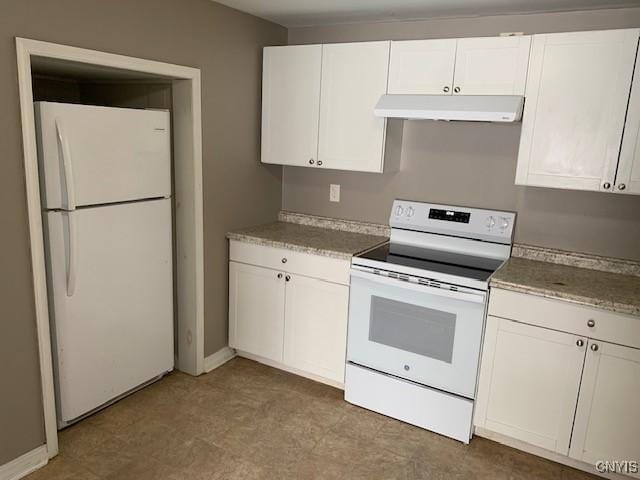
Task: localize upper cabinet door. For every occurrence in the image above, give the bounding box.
[318,41,390,172]
[453,36,531,95]
[569,341,640,466]
[616,44,640,195]
[388,39,457,94]
[515,29,639,192]
[261,45,322,167]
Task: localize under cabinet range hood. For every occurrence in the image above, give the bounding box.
[374,94,524,122]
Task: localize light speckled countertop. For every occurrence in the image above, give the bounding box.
[229,213,640,316]
[491,257,640,317]
[227,221,388,260]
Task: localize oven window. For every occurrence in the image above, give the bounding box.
[368,296,456,363]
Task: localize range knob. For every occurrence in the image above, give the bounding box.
[499,217,510,230]
[406,206,415,218]
[395,205,404,216]
[486,216,496,229]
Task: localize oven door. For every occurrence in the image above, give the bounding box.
[347,268,486,399]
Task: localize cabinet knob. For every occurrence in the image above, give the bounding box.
[603,182,611,190]
[285,275,291,282]
[618,183,626,191]
[587,319,595,328]
[590,343,599,352]
[576,339,584,347]
[281,258,287,264]
[309,159,315,165]
[277,273,283,279]
[317,160,323,166]
[454,86,461,93]
[443,86,450,93]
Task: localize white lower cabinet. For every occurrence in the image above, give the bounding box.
[284,274,349,383]
[475,316,585,454]
[228,241,351,386]
[477,288,640,477]
[228,262,285,362]
[570,340,640,470]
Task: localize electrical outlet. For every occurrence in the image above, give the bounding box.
[330,184,340,202]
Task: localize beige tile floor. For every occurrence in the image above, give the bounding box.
[26,357,598,479]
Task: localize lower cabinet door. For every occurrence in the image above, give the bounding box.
[229,261,285,362]
[475,316,585,454]
[283,274,349,383]
[569,340,640,472]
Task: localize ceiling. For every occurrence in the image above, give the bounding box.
[214,0,640,27]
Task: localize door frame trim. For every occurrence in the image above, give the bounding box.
[15,37,205,460]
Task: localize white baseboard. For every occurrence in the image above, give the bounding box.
[0,445,48,480]
[203,346,236,373]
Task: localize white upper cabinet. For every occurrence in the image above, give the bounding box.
[616,43,640,195]
[261,45,322,167]
[388,39,457,95]
[569,341,640,469]
[515,29,640,192]
[388,36,531,96]
[453,36,531,95]
[318,41,390,172]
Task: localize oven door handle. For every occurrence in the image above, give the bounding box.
[350,268,486,304]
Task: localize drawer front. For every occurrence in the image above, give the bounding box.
[229,240,350,285]
[489,288,640,349]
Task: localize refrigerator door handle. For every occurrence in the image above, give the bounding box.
[65,211,78,297]
[55,119,76,210]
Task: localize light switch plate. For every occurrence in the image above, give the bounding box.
[330,184,340,202]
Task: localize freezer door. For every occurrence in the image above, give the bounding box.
[35,102,171,209]
[45,198,173,423]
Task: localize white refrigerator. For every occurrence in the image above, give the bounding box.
[35,102,174,428]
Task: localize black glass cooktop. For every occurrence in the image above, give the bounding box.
[357,242,504,282]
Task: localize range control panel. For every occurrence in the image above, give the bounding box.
[390,200,516,244]
[428,208,471,223]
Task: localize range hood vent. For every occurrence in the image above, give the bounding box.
[374,94,524,122]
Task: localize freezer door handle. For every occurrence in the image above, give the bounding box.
[65,211,77,297]
[55,119,76,210]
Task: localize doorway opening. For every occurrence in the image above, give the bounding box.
[16,38,205,461]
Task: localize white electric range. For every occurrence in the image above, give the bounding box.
[344,200,516,443]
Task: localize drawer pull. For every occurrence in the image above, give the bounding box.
[281,258,287,264]
[590,343,599,352]
[277,273,283,279]
[576,339,584,347]
[285,275,291,282]
[587,319,595,328]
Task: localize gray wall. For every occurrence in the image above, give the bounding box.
[0,0,285,465]
[285,7,640,261]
